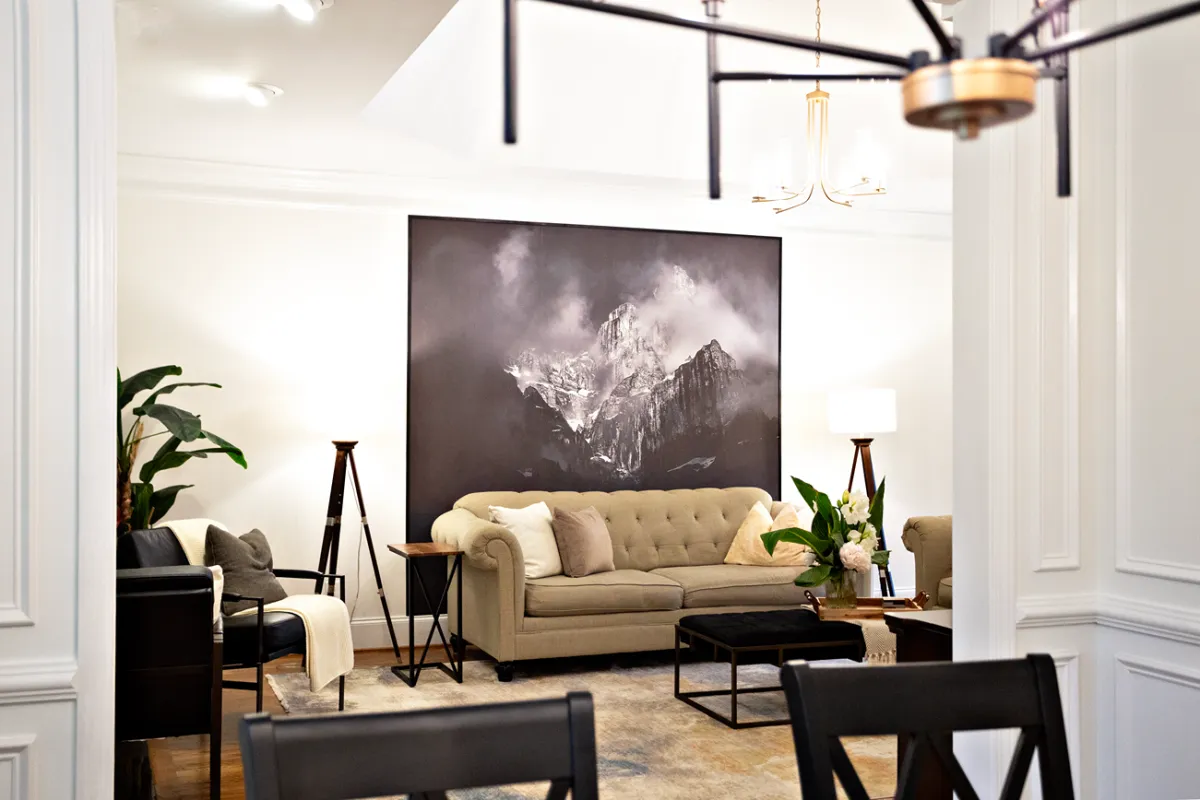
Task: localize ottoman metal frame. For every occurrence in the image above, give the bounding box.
[673,623,864,730]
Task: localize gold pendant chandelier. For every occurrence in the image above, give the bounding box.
[752,0,886,213]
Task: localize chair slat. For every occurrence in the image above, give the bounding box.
[999,729,1039,800]
[894,734,926,800]
[927,729,983,800]
[829,739,872,800]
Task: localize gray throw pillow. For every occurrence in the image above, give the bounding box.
[551,506,615,578]
[204,525,288,615]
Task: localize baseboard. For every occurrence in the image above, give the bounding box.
[350,614,449,651]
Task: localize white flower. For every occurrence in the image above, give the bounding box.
[839,542,872,573]
[862,522,877,538]
[848,529,863,544]
[842,491,871,525]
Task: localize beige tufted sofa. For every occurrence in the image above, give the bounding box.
[432,487,820,680]
[902,515,953,608]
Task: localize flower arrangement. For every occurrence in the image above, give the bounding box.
[762,476,890,607]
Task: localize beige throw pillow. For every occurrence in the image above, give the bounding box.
[551,506,615,577]
[724,502,816,567]
[488,502,563,579]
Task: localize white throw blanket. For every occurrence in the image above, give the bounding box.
[232,593,354,691]
[164,518,355,692]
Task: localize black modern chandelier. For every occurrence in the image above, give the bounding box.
[501,0,1200,198]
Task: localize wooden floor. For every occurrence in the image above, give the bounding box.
[148,647,472,800]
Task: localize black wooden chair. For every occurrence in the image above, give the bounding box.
[116,566,223,800]
[239,692,599,800]
[117,527,346,712]
[781,654,1074,800]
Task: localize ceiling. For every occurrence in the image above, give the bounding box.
[117,0,953,213]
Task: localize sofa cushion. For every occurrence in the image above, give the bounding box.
[525,570,684,617]
[651,564,811,608]
[938,576,953,608]
[455,488,775,571]
[551,506,615,577]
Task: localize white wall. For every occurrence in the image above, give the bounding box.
[0,0,117,797]
[117,157,951,644]
[954,0,1200,795]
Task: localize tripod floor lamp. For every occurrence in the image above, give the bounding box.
[828,389,897,597]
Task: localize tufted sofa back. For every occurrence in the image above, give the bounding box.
[454,487,775,571]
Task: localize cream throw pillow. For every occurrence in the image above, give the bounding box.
[724,502,817,567]
[488,502,563,579]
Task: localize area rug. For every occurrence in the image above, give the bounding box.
[269,655,896,799]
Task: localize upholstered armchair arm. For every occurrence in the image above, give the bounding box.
[901,515,952,602]
[432,508,525,663]
[433,508,524,572]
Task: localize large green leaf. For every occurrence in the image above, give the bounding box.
[141,381,222,408]
[812,512,829,542]
[815,491,835,524]
[139,450,206,482]
[791,476,820,512]
[128,482,155,531]
[199,430,246,468]
[135,403,203,442]
[794,564,832,587]
[831,528,846,551]
[761,527,831,559]
[148,484,193,525]
[868,477,887,531]
[871,550,891,566]
[118,365,182,411]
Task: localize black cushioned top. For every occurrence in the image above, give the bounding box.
[678,610,865,649]
[223,612,306,662]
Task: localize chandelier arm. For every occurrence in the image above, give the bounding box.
[1024,0,1200,60]
[753,188,802,203]
[1039,65,1067,78]
[522,0,913,68]
[1002,0,1075,54]
[818,180,854,208]
[503,0,517,144]
[908,0,958,60]
[714,71,905,82]
[773,184,816,214]
[833,179,887,197]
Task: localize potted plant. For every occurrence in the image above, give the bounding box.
[762,476,890,608]
[117,365,246,534]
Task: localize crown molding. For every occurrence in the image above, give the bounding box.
[116,153,953,241]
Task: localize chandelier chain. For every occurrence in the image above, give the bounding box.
[815,0,821,69]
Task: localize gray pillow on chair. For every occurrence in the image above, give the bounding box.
[204,525,288,614]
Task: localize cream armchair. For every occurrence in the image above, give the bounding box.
[901,515,953,608]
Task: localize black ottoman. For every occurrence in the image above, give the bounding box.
[674,609,866,729]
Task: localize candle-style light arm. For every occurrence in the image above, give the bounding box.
[1025,0,1200,60]
[714,71,906,82]
[1003,0,1075,53]
[908,0,959,60]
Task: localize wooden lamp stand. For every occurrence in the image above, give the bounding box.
[846,437,896,597]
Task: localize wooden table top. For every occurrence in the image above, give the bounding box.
[387,542,464,559]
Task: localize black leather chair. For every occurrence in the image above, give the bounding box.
[116,565,222,800]
[117,527,346,712]
[239,693,599,800]
[781,653,1074,800]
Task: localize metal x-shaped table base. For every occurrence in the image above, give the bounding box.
[392,552,464,687]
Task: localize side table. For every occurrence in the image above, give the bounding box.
[387,543,464,687]
[885,609,953,800]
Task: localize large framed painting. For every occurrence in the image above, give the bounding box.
[407,215,782,548]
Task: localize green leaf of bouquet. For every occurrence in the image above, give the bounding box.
[815,491,835,523]
[791,476,820,513]
[811,511,829,542]
[794,564,832,587]
[762,527,830,558]
[868,477,887,530]
[871,549,891,566]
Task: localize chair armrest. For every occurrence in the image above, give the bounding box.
[271,569,347,602]
[118,566,213,594]
[901,515,952,602]
[433,508,523,572]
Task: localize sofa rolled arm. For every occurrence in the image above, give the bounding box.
[901,515,952,602]
[432,508,524,571]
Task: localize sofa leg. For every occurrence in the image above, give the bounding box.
[495,662,515,683]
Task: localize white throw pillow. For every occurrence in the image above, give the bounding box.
[488,502,563,579]
[724,502,817,568]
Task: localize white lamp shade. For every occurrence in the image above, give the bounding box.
[827,389,897,435]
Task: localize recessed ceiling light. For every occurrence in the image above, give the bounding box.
[243,83,282,107]
[277,0,331,22]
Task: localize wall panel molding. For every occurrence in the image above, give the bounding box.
[0,0,32,629]
[0,735,35,800]
[1052,651,1081,794]
[1111,0,1200,585]
[1114,655,1200,799]
[0,659,77,706]
[1017,592,1200,646]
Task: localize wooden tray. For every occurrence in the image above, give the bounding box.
[804,589,929,620]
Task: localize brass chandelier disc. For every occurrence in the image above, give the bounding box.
[901,58,1040,140]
